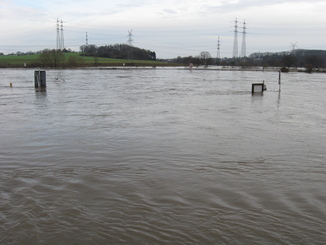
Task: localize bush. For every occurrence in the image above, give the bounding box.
[39,49,65,68]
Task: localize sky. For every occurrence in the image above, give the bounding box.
[1,0,326,58]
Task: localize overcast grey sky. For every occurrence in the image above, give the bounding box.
[1,0,326,58]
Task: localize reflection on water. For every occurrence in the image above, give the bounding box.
[0,68,325,244]
[35,88,47,93]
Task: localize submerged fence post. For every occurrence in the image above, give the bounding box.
[34,70,46,88]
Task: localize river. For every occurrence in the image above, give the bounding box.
[0,67,325,244]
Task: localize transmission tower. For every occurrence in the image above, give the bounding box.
[60,20,64,50]
[241,20,246,57]
[127,30,133,60]
[56,19,65,50]
[217,36,220,60]
[290,42,297,51]
[56,19,60,50]
[86,32,88,45]
[127,30,133,46]
[232,18,238,58]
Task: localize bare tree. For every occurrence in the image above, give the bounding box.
[39,49,65,68]
[199,51,212,66]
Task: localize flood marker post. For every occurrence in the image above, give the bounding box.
[251,83,264,94]
[252,80,266,94]
[34,70,46,88]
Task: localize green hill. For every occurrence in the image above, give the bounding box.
[0,52,174,68]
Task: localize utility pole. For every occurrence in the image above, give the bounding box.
[232,18,238,58]
[241,20,246,58]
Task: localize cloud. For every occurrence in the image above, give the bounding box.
[162,9,178,15]
[1,0,326,58]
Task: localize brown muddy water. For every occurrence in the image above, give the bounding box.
[0,68,325,244]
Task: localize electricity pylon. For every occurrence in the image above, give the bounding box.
[241,20,246,57]
[232,18,238,58]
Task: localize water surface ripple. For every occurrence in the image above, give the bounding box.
[1,68,325,244]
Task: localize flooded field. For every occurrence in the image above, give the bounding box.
[1,68,325,244]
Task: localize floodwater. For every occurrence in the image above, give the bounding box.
[0,67,325,244]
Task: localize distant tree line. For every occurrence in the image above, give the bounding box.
[0,48,74,56]
[169,49,326,70]
[170,51,215,66]
[245,49,326,69]
[80,44,156,61]
[3,47,326,70]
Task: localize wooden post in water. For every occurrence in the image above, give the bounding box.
[34,70,46,88]
[278,70,281,92]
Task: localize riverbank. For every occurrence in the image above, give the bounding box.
[1,53,325,72]
[0,52,180,68]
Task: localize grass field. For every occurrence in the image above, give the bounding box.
[0,52,173,67]
[0,54,39,65]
